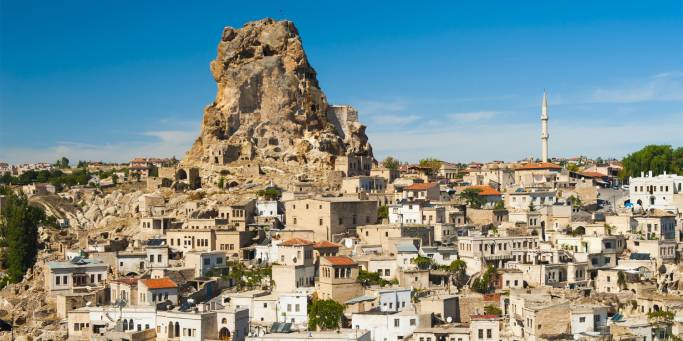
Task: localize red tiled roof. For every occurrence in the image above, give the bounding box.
[140,278,177,289]
[323,256,356,266]
[465,185,501,196]
[516,162,561,170]
[313,240,340,249]
[580,171,607,178]
[405,182,438,191]
[114,278,138,285]
[281,238,313,246]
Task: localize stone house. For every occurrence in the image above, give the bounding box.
[341,175,387,194]
[138,278,179,306]
[45,258,108,296]
[284,197,378,241]
[403,182,440,201]
[316,255,362,304]
[271,238,316,293]
[184,250,228,277]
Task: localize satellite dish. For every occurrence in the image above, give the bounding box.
[446,316,452,323]
[187,298,195,304]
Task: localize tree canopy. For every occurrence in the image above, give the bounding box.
[381,156,400,170]
[0,189,46,284]
[459,188,485,208]
[54,156,70,169]
[620,145,683,182]
[419,158,442,172]
[308,299,344,330]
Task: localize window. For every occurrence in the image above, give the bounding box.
[319,218,323,226]
[478,329,483,338]
[56,276,60,285]
[203,258,210,265]
[579,317,586,323]
[287,304,292,312]
[487,329,492,338]
[410,318,416,326]
[394,319,400,327]
[295,304,300,312]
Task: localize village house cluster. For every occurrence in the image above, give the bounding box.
[7,95,679,341]
[34,149,683,341]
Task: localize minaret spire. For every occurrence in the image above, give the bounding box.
[541,90,549,162]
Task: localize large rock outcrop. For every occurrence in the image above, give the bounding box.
[183,18,373,170]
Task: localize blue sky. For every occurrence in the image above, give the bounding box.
[2,1,683,164]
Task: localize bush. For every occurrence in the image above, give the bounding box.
[308,299,344,330]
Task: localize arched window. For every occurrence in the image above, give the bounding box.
[222,318,227,324]
[128,319,134,330]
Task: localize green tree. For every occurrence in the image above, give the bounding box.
[54,156,70,169]
[223,261,272,290]
[412,255,434,270]
[382,156,400,170]
[149,165,159,177]
[617,270,627,289]
[257,188,281,200]
[377,205,389,222]
[419,158,442,173]
[493,201,505,210]
[566,163,579,172]
[447,259,468,287]
[484,305,502,316]
[76,160,88,168]
[460,188,485,208]
[217,177,225,189]
[620,145,683,182]
[308,299,344,331]
[471,265,495,294]
[357,269,392,287]
[111,173,118,185]
[0,192,45,283]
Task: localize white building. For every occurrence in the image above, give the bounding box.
[388,202,445,225]
[156,307,219,341]
[377,287,412,313]
[629,171,683,211]
[276,292,308,327]
[570,305,608,337]
[351,308,429,341]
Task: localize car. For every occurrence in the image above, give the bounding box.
[621,185,630,191]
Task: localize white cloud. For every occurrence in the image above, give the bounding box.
[355,99,406,115]
[592,72,683,103]
[0,127,198,164]
[368,114,683,163]
[448,111,499,122]
[371,114,420,126]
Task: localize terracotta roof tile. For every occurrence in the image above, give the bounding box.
[405,182,438,191]
[313,240,340,249]
[281,238,314,246]
[140,278,177,289]
[323,256,356,266]
[515,162,561,170]
[580,171,607,178]
[465,185,501,196]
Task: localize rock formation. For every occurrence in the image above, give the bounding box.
[183,18,373,171]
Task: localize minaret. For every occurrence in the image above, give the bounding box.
[541,91,549,162]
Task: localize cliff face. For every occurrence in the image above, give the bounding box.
[183,18,372,169]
